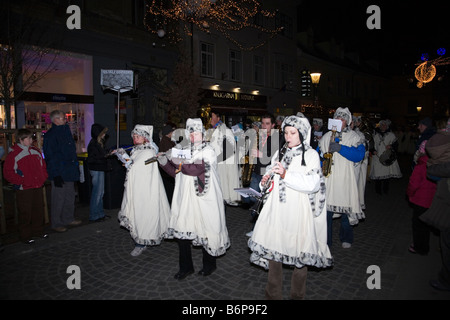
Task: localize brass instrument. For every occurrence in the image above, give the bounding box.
[241,130,259,187]
[249,142,289,215]
[322,128,337,177]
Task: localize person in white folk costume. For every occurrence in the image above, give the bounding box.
[319,107,366,249]
[117,125,171,257]
[208,109,242,206]
[369,119,402,195]
[248,114,333,300]
[158,118,230,280]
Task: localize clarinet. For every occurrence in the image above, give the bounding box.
[145,155,159,165]
[249,142,289,215]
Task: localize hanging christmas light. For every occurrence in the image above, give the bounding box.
[415,61,436,87]
[144,0,283,50]
[414,47,450,88]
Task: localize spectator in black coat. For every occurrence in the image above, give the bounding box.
[87,123,110,222]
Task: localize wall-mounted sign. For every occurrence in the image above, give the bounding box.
[204,90,266,104]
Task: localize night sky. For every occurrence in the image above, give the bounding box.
[296,0,450,75]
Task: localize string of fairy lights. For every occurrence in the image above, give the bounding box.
[145,0,283,50]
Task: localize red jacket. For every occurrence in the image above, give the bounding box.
[3,144,48,190]
[406,155,437,208]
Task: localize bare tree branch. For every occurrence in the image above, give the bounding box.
[0,0,63,130]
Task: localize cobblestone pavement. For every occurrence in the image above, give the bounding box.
[1,157,449,301]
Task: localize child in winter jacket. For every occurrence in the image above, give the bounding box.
[3,129,48,244]
[406,140,437,255]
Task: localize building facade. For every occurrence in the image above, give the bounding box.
[1,0,393,153]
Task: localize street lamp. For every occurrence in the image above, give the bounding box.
[310,73,321,108]
[416,106,422,113]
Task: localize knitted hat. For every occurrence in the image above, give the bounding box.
[252,121,261,129]
[282,115,311,166]
[378,119,391,128]
[352,116,361,124]
[186,118,205,134]
[419,117,432,128]
[313,118,323,127]
[162,124,174,136]
[334,107,352,126]
[282,114,311,145]
[131,125,153,142]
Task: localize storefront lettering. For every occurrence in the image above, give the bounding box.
[240,94,255,101]
[213,92,237,100]
[52,95,67,102]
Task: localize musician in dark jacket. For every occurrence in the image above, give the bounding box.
[87,123,110,222]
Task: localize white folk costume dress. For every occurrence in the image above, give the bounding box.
[207,121,242,205]
[370,128,402,180]
[161,119,230,257]
[319,108,365,225]
[248,115,333,270]
[118,125,171,246]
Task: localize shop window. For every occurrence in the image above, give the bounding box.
[0,103,16,130]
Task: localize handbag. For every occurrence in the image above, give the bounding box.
[379,148,396,166]
[378,140,396,166]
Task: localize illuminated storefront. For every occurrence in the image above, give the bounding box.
[1,49,95,153]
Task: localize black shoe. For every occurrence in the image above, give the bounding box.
[174,269,194,280]
[25,239,35,244]
[429,279,450,292]
[42,234,49,239]
[198,267,216,276]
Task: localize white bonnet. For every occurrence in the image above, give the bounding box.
[186,118,205,134]
[334,107,352,126]
[313,118,323,127]
[131,125,153,142]
[282,115,311,146]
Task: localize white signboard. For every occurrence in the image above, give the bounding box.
[171,148,191,160]
[234,187,262,199]
[100,70,134,93]
[328,118,343,132]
